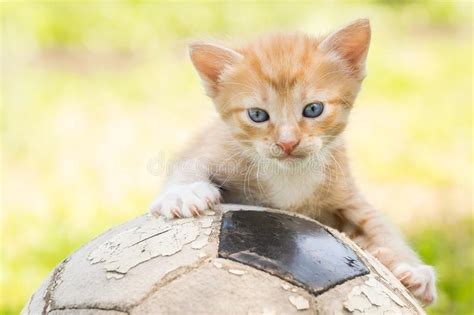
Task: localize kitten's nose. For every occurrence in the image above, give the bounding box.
[277,140,300,155]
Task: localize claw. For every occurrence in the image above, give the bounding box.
[423,293,434,305]
[206,198,214,209]
[149,204,161,217]
[150,208,160,218]
[172,208,182,218]
[407,282,422,290]
[398,271,412,283]
[190,205,200,217]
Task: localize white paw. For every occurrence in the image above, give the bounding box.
[149,181,220,219]
[393,263,437,305]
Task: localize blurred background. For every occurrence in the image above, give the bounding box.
[1,1,472,314]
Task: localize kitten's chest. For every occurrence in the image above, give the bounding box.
[263,170,324,209]
[219,166,343,229]
[216,160,326,210]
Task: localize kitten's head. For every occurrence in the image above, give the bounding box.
[190,19,370,162]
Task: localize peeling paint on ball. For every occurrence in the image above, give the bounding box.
[22,204,425,315]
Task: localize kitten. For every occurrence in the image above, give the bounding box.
[150,19,436,305]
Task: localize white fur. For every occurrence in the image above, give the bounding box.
[149,181,220,219]
[262,158,324,209]
[278,123,297,143]
[393,263,437,305]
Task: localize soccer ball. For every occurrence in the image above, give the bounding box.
[23,204,424,315]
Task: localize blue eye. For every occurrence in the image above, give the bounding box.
[303,102,324,118]
[248,108,270,123]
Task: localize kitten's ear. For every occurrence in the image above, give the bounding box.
[189,42,243,96]
[319,19,371,78]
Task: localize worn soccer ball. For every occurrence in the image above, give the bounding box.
[23,204,424,315]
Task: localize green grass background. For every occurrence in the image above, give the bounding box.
[1,1,472,314]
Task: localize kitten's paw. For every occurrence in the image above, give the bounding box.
[393,263,437,305]
[149,181,220,219]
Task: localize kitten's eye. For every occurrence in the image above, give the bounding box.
[248,108,270,123]
[303,102,324,118]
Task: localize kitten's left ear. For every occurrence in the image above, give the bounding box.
[319,19,371,78]
[189,42,243,97]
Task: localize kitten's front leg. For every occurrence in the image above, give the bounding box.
[149,162,220,218]
[339,195,437,305]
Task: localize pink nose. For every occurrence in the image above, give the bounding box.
[277,140,300,155]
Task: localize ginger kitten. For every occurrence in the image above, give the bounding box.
[150,19,436,305]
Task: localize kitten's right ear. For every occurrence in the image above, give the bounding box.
[319,19,371,79]
[189,42,243,97]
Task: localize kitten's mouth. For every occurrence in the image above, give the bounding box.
[274,154,306,161]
